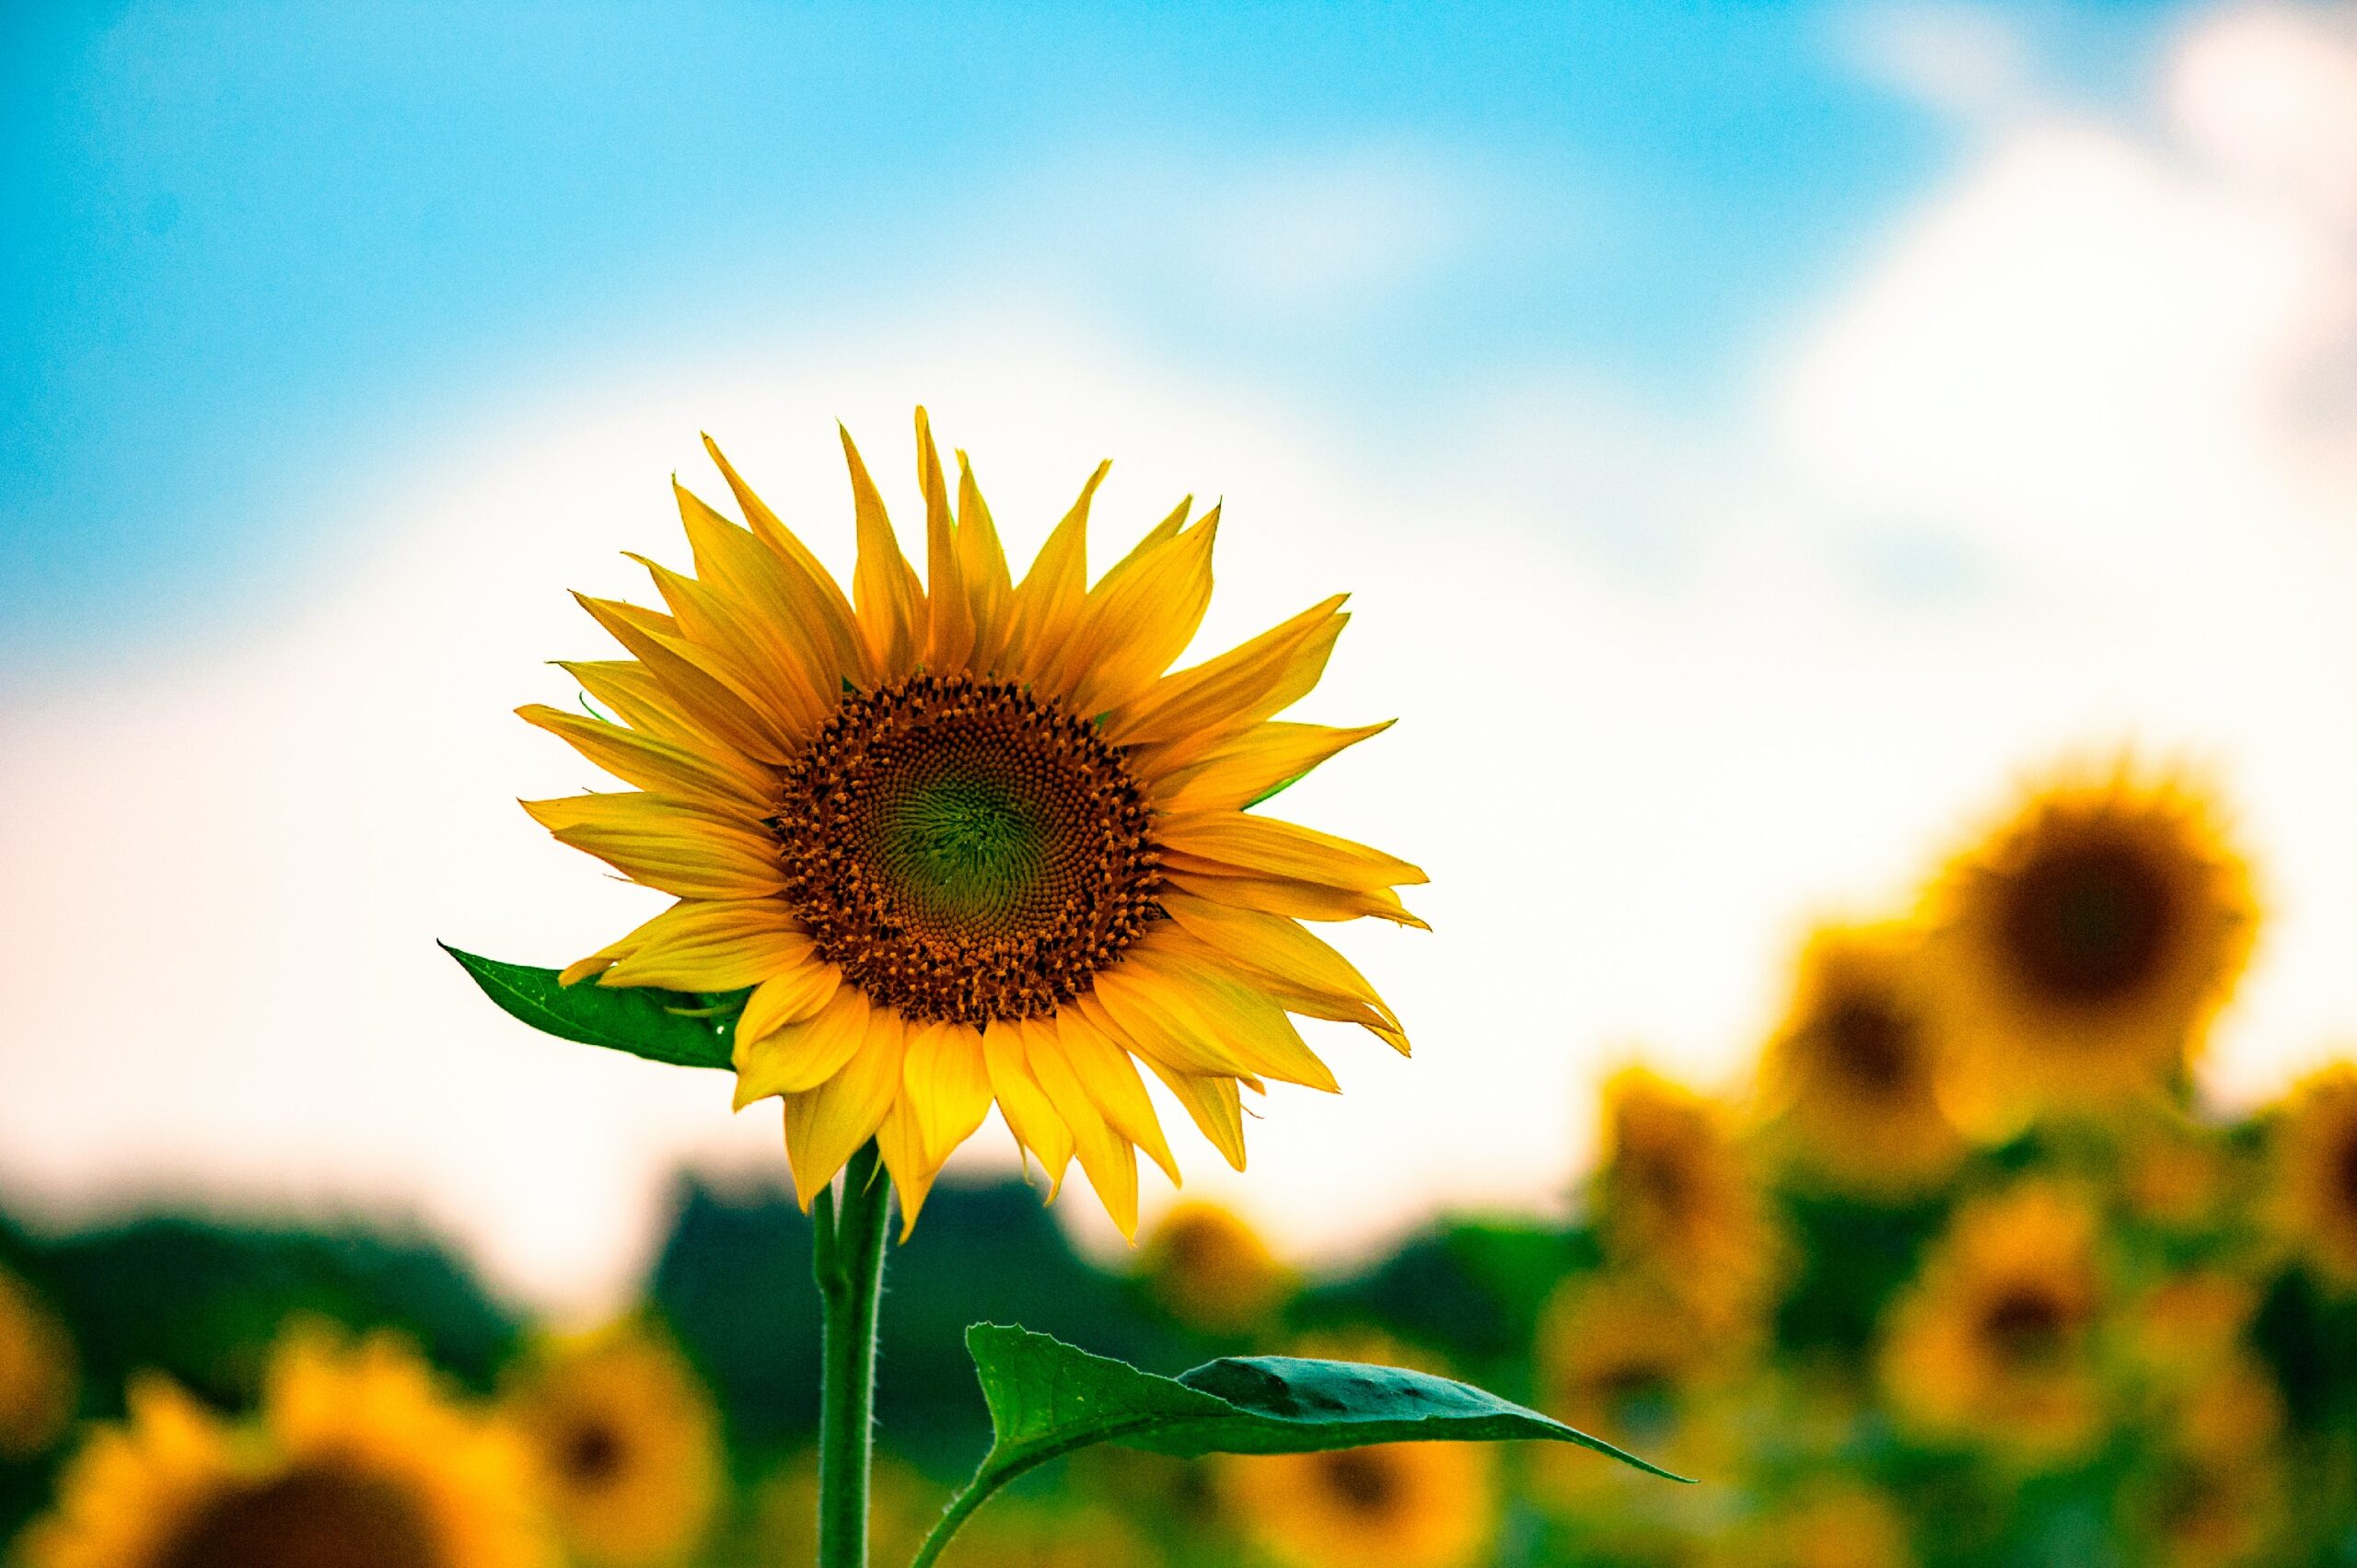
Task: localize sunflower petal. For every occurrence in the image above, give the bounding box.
[629,552,829,736]
[1118,938,1341,1092]
[518,703,773,811]
[916,408,975,670]
[903,1020,994,1170]
[1137,1057,1249,1171]
[598,900,814,991]
[1084,973,1257,1079]
[1053,1007,1180,1184]
[875,1091,938,1237]
[1103,595,1347,749]
[1067,508,1221,717]
[1021,1017,1142,1239]
[983,1021,1074,1195]
[574,594,795,765]
[955,451,1014,669]
[1159,891,1400,1028]
[675,481,857,701]
[1165,868,1430,928]
[701,435,870,681]
[781,1005,907,1205]
[841,424,925,679]
[1153,721,1395,814]
[733,983,868,1107]
[736,956,846,1052]
[523,793,786,900]
[559,660,714,751]
[1159,812,1426,890]
[1002,460,1108,691]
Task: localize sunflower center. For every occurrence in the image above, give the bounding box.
[2333,1131,2357,1214]
[560,1418,627,1489]
[1318,1448,1399,1514]
[158,1464,447,1568]
[1817,994,1916,1094]
[1998,837,2175,1007]
[1979,1286,2071,1364]
[772,672,1159,1026]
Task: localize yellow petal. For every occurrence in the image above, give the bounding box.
[523,793,786,900]
[1002,460,1108,691]
[733,983,868,1107]
[736,953,844,1042]
[841,424,925,679]
[1102,596,1346,748]
[559,659,715,750]
[782,1005,907,1206]
[701,435,871,682]
[674,481,857,701]
[903,1020,994,1170]
[1020,1017,1141,1239]
[955,451,1014,670]
[916,408,975,670]
[1085,972,1256,1079]
[1067,508,1221,717]
[1165,867,1430,928]
[574,593,795,765]
[982,1021,1074,1195]
[1136,1057,1249,1171]
[1052,1007,1179,1184]
[1159,891,1399,1027]
[1159,812,1427,890]
[597,900,813,991]
[517,703,773,811]
[1117,938,1341,1092]
[1151,923,1410,1054]
[874,1091,937,1237]
[1153,721,1395,815]
[629,552,830,735]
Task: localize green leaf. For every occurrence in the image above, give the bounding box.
[908,1324,1684,1568]
[439,943,741,1071]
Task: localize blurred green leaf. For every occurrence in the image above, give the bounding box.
[440,943,740,1070]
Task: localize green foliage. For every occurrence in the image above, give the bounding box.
[440,943,742,1069]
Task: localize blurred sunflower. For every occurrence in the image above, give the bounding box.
[1140,1200,1292,1334]
[19,1326,550,1568]
[1715,1481,1918,1568]
[2262,1062,2357,1289]
[1759,922,1963,1197]
[528,412,1419,1237]
[936,1497,1159,1568]
[1876,1179,2108,1462]
[2119,1447,2288,1568]
[1531,1272,1736,1505]
[1594,1068,1781,1330]
[746,1448,937,1568]
[2119,1109,2247,1232]
[1923,766,2255,1125]
[0,1261,76,1459]
[501,1317,722,1568]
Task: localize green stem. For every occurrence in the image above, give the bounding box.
[813,1142,893,1568]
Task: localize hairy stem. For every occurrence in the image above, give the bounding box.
[813,1142,893,1568]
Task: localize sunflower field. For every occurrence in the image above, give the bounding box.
[6,757,2355,1568]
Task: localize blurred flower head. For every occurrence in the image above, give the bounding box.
[1715,1480,1919,1568]
[19,1323,551,1568]
[1595,1067,1782,1330]
[500,1315,722,1568]
[1759,921,1964,1197]
[1877,1179,2110,1463]
[1213,1442,1495,1568]
[1533,1271,1739,1510]
[0,1261,76,1461]
[2263,1061,2357,1289]
[1139,1200,1293,1334]
[529,412,1420,1237]
[1924,765,2256,1127]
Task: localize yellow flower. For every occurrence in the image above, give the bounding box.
[1594,1068,1781,1330]
[1140,1201,1292,1333]
[0,1262,76,1460]
[1924,765,2256,1125]
[1759,922,1963,1197]
[19,1325,552,1568]
[2263,1062,2357,1289]
[936,1497,1159,1568]
[527,412,1420,1237]
[2119,1109,2247,1231]
[501,1317,722,1568]
[747,1448,939,1568]
[1531,1273,1738,1510]
[1214,1445,1493,1568]
[1877,1180,2108,1462]
[2119,1449,2288,1568]
[1716,1481,1918,1568]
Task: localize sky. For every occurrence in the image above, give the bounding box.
[4,0,2355,1310]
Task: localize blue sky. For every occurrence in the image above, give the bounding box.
[3,0,2196,677]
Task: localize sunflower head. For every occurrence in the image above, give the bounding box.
[1139,1200,1292,1334]
[1714,1480,1920,1568]
[1760,922,1964,1197]
[501,1317,723,1568]
[1877,1179,2109,1462]
[1531,1272,1736,1510]
[2264,1063,2357,1290]
[2118,1446,2289,1568]
[1594,1068,1782,1330]
[525,412,1421,1237]
[0,1261,76,1460]
[1925,765,2257,1124]
[20,1325,552,1568]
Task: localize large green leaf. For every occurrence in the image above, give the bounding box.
[907,1324,1684,1567]
[440,944,741,1071]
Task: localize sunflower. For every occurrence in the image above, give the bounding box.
[526,412,1419,1237]
[0,1260,76,1460]
[19,1326,551,1568]
[2262,1062,2357,1290]
[501,1317,722,1568]
[1876,1179,2108,1462]
[2119,1447,2289,1568]
[1759,922,1963,1197]
[1593,1068,1781,1330]
[1923,765,2256,1125]
[1530,1272,1737,1509]
[1714,1481,1918,1568]
[1140,1200,1292,1334]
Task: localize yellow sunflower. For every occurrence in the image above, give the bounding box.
[1139,1200,1293,1333]
[1530,1272,1738,1508]
[1593,1068,1781,1331]
[19,1325,551,1568]
[0,1261,76,1460]
[2119,1448,2289,1568]
[1714,1481,1918,1568]
[501,1317,722,1568]
[2262,1062,2357,1289]
[1876,1179,2109,1462]
[526,412,1419,1237]
[1923,765,2256,1125]
[1759,922,1963,1197]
